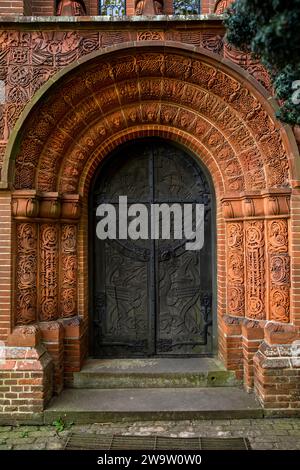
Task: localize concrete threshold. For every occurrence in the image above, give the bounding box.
[73,357,239,389]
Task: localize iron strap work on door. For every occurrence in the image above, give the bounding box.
[91,140,213,357]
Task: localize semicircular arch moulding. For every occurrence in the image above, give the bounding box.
[3,43,298,197]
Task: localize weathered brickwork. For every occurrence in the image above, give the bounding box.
[0,3,300,417]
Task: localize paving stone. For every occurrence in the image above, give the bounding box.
[10,438,36,445]
[28,430,57,438]
[28,443,47,450]
[0,426,12,433]
[1,418,300,450]
[14,444,38,450]
[13,426,40,432]
[251,444,273,450]
[46,440,65,450]
[0,444,13,450]
[287,429,300,435]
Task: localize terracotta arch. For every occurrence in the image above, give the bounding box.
[3,42,299,189]
[8,42,300,396]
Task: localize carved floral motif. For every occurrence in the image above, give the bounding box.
[227,222,244,316]
[270,286,290,323]
[40,224,59,321]
[16,223,38,325]
[60,225,77,318]
[268,219,290,322]
[5,49,288,194]
[138,31,164,41]
[245,221,265,319]
[215,0,233,14]
[268,219,288,253]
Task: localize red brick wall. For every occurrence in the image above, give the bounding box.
[254,341,300,414]
[202,0,217,14]
[0,344,53,415]
[88,0,98,15]
[0,0,24,15]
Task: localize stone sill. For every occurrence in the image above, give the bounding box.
[0,14,224,24]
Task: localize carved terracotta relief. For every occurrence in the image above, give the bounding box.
[40,224,59,321]
[60,224,78,318]
[16,223,38,325]
[245,221,266,320]
[11,52,289,195]
[268,219,290,322]
[227,222,245,316]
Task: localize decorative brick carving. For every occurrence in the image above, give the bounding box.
[39,193,61,219]
[138,31,164,41]
[270,286,290,323]
[268,219,290,322]
[61,194,81,219]
[16,223,38,325]
[224,42,272,92]
[60,224,77,318]
[268,219,288,253]
[245,221,265,320]
[227,222,245,317]
[40,224,59,321]
[56,0,87,16]
[12,191,39,218]
[10,51,290,194]
[270,254,290,285]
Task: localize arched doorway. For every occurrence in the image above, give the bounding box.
[90,139,214,358]
[3,42,298,412]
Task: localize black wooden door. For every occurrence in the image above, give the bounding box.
[91,140,213,357]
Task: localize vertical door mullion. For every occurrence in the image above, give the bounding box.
[148,143,156,356]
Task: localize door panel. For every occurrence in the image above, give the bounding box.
[91,139,213,357]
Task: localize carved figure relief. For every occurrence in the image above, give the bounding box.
[135,0,163,15]
[56,0,86,16]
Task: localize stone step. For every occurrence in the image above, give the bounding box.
[44,387,263,424]
[73,358,238,389]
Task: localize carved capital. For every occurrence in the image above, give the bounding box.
[263,192,290,217]
[222,201,234,219]
[243,198,255,218]
[61,194,81,220]
[39,193,61,219]
[12,191,40,218]
[221,192,291,220]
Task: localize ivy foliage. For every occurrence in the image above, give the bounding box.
[224,0,300,124]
